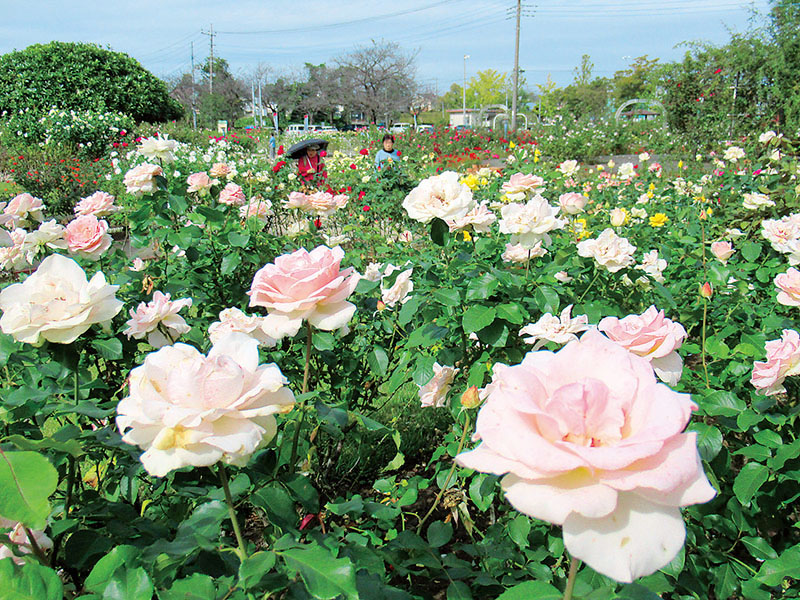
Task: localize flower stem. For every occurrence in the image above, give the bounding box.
[701,298,711,388]
[217,464,247,561]
[23,526,48,565]
[563,554,581,600]
[290,322,313,468]
[578,270,601,303]
[416,412,471,534]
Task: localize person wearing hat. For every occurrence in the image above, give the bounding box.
[297,143,327,185]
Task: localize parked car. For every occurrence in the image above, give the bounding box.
[416,124,434,132]
[390,122,412,133]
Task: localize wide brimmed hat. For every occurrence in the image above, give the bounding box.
[287,138,329,159]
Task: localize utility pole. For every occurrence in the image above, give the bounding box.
[201,24,215,94]
[511,0,521,131]
[190,41,197,129]
[258,80,264,128]
[251,82,256,128]
[463,54,469,128]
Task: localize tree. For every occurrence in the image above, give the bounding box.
[610,56,661,104]
[196,57,247,127]
[336,40,418,124]
[0,42,183,122]
[767,0,800,128]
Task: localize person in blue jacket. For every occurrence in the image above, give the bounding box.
[375,134,401,170]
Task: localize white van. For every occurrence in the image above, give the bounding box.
[390,122,412,133]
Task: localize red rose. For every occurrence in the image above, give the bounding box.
[359,148,368,155]
[362,205,370,212]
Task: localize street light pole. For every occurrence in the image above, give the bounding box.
[511,0,521,131]
[462,54,470,128]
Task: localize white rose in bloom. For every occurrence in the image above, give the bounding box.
[502,241,547,263]
[723,146,745,162]
[638,152,651,162]
[499,196,566,248]
[123,164,163,196]
[364,262,383,282]
[402,171,475,223]
[21,220,67,262]
[636,250,667,284]
[137,136,178,163]
[762,215,800,254]
[558,193,587,215]
[577,228,637,273]
[609,207,628,227]
[380,266,414,308]
[0,229,29,271]
[0,254,122,345]
[117,334,295,477]
[447,201,497,233]
[418,363,459,408]
[558,160,580,177]
[519,304,589,347]
[4,193,45,226]
[123,291,193,348]
[208,307,276,347]
[759,130,779,144]
[617,162,636,180]
[501,173,545,201]
[554,271,573,283]
[743,192,775,210]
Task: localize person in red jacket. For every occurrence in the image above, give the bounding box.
[297,144,327,185]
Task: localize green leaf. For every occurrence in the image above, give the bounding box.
[85,545,141,592]
[239,551,277,590]
[741,536,779,560]
[102,567,154,600]
[466,273,499,300]
[689,423,723,462]
[367,346,389,377]
[533,286,559,314]
[312,332,336,351]
[733,462,769,505]
[496,303,524,324]
[616,583,664,600]
[0,560,63,600]
[158,574,217,600]
[753,430,783,448]
[227,231,250,247]
[433,288,461,306]
[698,390,746,417]
[708,262,730,287]
[714,563,738,600]
[508,514,531,548]
[252,483,297,530]
[90,337,123,360]
[398,294,424,326]
[0,450,58,529]
[446,581,472,600]
[755,544,800,586]
[495,580,562,599]
[220,253,242,275]
[281,544,359,600]
[430,217,450,246]
[426,521,453,548]
[462,305,496,333]
[741,241,762,262]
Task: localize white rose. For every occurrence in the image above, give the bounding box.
[577,228,637,273]
[402,171,475,223]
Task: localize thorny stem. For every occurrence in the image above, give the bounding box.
[23,526,48,565]
[701,298,711,388]
[562,555,581,600]
[578,269,601,303]
[218,464,248,561]
[416,413,471,534]
[290,322,313,468]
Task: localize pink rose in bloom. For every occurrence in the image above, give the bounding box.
[4,193,45,225]
[775,267,800,306]
[123,163,163,196]
[209,162,232,178]
[710,240,734,265]
[240,198,273,222]
[285,191,310,210]
[0,517,53,565]
[456,330,716,582]
[75,191,118,217]
[598,306,687,386]
[501,173,545,201]
[502,241,547,264]
[248,245,359,339]
[558,192,588,215]
[123,291,193,348]
[418,362,459,408]
[304,191,348,216]
[116,333,295,477]
[186,172,215,194]
[219,182,246,206]
[208,307,276,347]
[751,329,800,395]
[64,215,112,261]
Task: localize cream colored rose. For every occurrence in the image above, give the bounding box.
[124,164,163,196]
[577,228,637,273]
[137,136,177,163]
[0,254,122,344]
[402,171,475,223]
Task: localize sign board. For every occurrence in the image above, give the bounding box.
[217,120,228,136]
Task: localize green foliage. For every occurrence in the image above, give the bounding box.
[0,42,183,122]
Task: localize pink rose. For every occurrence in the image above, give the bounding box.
[774,267,800,306]
[64,215,112,261]
[240,198,273,221]
[710,240,734,265]
[123,164,163,196]
[219,182,246,206]
[447,201,497,233]
[456,330,715,582]
[285,191,310,210]
[501,173,545,201]
[598,306,687,386]
[4,193,45,225]
[418,363,459,408]
[248,245,359,339]
[751,329,800,395]
[558,192,588,215]
[209,162,232,178]
[186,172,214,194]
[75,191,118,217]
[0,518,53,565]
[123,291,193,347]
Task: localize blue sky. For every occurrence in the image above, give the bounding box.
[0,0,770,92]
